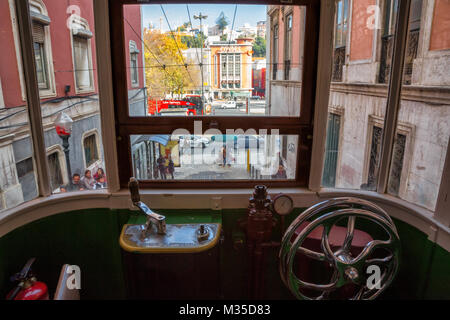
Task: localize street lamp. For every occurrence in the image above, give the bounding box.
[54,111,73,183]
[194,13,207,107]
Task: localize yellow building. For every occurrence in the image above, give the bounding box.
[210,38,253,99]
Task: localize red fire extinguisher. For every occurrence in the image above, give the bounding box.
[6,258,49,300]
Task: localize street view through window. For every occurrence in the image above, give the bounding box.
[125,4,305,181]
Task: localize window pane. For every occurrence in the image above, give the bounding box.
[322,0,398,190]
[73,37,91,89]
[124,4,306,117]
[388,2,450,211]
[130,134,298,180]
[33,42,47,88]
[0,0,39,211]
[27,0,106,193]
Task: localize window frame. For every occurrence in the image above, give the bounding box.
[111,0,320,189]
[46,145,68,191]
[69,15,95,94]
[129,40,140,87]
[384,0,398,36]
[29,0,56,98]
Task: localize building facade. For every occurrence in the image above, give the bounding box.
[266,0,450,211]
[0,0,144,209]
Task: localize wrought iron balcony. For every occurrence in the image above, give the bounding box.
[331,46,345,82]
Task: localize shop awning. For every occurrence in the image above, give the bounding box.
[132,134,170,146]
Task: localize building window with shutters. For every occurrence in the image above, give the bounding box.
[129,40,140,87]
[47,151,64,192]
[70,16,94,93]
[331,0,348,82]
[29,0,56,97]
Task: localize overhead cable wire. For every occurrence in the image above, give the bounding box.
[185,4,202,68]
[160,4,195,84]
[227,5,238,46]
[124,17,179,84]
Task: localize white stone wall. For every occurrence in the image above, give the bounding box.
[345,62,379,84]
[412,54,450,86]
[269,81,301,116]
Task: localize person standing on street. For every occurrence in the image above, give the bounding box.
[157,154,167,180]
[168,156,175,179]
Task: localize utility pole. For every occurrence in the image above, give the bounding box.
[194,13,207,108]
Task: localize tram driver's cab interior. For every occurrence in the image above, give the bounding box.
[0,0,449,301]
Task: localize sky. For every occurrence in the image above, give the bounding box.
[140,4,267,32]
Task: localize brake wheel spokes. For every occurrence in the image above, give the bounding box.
[353,239,393,266]
[296,246,327,261]
[342,216,355,252]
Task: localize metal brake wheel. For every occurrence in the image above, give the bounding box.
[279,197,401,300]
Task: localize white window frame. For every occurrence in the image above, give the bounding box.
[69,15,95,94]
[29,0,56,98]
[81,129,101,169]
[325,106,345,187]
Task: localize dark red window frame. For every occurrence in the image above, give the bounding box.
[109,0,320,189]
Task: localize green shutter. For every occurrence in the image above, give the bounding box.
[322,113,340,187]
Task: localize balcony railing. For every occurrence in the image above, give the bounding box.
[331,46,345,82]
[379,29,419,85]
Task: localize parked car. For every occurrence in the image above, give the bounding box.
[179,135,207,148]
[221,101,236,109]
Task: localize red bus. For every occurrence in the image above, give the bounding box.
[147,99,202,116]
